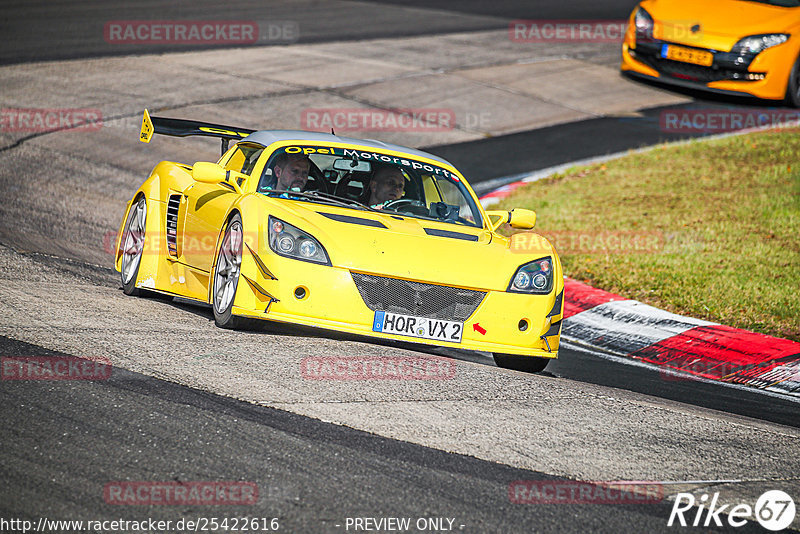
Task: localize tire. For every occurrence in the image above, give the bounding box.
[120,196,147,296]
[786,55,800,108]
[212,213,244,329]
[493,353,550,373]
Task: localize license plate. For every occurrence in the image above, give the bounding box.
[661,44,713,66]
[372,311,463,343]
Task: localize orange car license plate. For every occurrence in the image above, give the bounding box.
[661,45,713,67]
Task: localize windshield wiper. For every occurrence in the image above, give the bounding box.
[303,190,381,212]
[266,189,379,212]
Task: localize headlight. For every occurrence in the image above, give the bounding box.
[268,216,330,265]
[508,257,554,294]
[634,6,654,41]
[732,34,789,55]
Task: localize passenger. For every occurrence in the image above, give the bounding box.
[368,165,405,208]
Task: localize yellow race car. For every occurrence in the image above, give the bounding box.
[114,111,564,372]
[621,0,800,106]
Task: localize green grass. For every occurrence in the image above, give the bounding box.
[495,129,800,341]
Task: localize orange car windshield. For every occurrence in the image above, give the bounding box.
[740,0,799,6]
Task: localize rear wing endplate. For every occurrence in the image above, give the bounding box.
[140,109,256,156]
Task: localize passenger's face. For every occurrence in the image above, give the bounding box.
[371,169,405,203]
[275,157,310,190]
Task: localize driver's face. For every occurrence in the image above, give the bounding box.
[275,157,310,190]
[371,170,405,204]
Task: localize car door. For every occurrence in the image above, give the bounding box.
[181,143,264,276]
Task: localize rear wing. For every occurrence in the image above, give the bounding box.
[140,109,256,156]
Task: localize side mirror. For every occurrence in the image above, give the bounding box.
[508,208,536,229]
[192,162,227,184]
[485,208,536,231]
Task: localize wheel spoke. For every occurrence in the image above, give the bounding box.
[122,254,140,284]
[215,280,229,307]
[135,204,146,232]
[221,280,234,309]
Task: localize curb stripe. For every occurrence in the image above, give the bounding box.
[563,300,716,356]
[563,278,624,318]
[629,325,800,394]
[560,281,800,396]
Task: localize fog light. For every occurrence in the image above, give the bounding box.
[518,319,529,332]
[278,235,294,253]
[294,286,307,299]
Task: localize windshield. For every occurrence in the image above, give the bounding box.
[739,0,799,6]
[256,145,483,228]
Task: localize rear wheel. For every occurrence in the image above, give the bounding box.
[120,197,147,296]
[786,55,800,108]
[493,353,550,373]
[212,214,244,329]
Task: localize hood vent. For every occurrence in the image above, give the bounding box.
[423,228,479,241]
[318,212,387,228]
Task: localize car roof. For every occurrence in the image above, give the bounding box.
[242,130,454,168]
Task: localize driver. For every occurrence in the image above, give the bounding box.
[274,152,311,191]
[264,152,311,193]
[368,165,405,208]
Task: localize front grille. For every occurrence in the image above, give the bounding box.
[633,42,753,84]
[351,272,485,322]
[646,58,731,83]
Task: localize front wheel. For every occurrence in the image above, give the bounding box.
[212,214,244,329]
[120,196,147,296]
[786,55,800,108]
[493,353,550,373]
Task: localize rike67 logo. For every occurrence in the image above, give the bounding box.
[668,490,795,531]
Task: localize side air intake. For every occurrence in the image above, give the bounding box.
[166,194,181,257]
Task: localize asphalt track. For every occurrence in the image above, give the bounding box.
[0,0,639,64]
[3,336,729,534]
[427,86,779,186]
[2,1,799,533]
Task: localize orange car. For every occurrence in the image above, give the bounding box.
[621,0,800,106]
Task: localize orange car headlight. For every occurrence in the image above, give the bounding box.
[634,6,655,42]
[732,34,790,55]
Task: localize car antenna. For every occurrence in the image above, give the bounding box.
[331,128,335,135]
